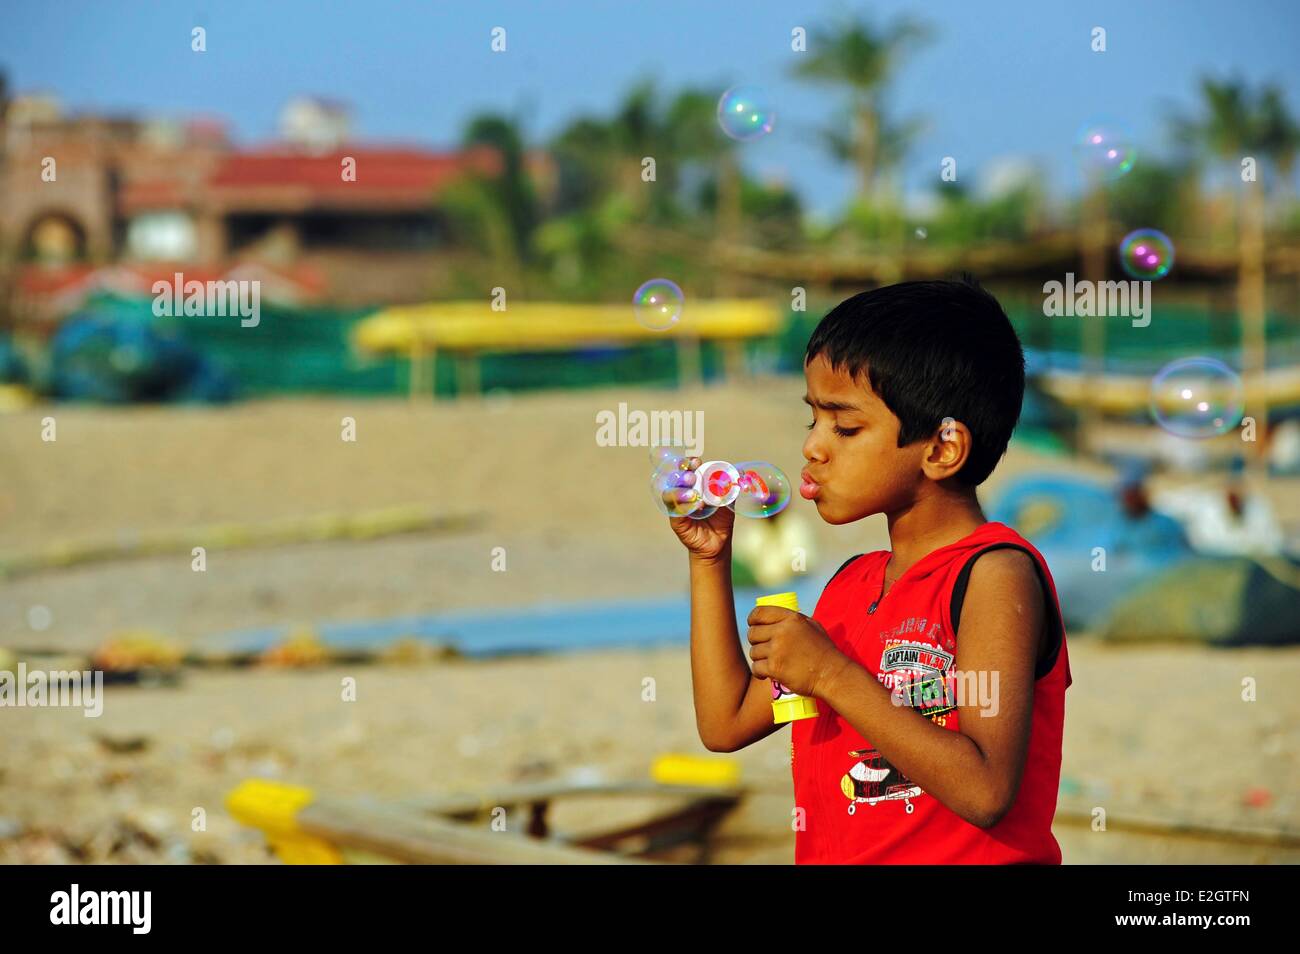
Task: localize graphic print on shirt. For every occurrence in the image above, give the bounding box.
[840,748,923,815]
[836,624,957,818]
[877,636,957,727]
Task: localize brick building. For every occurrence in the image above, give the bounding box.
[0,93,548,312]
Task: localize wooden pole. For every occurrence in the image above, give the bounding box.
[408,341,423,403]
[677,335,703,390]
[1080,185,1109,458]
[1239,180,1268,478]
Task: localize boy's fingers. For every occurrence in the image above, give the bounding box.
[746,605,795,627]
[748,641,768,659]
[661,488,700,505]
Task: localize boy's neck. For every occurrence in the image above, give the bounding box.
[884,483,987,573]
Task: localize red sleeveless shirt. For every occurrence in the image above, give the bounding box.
[792,522,1071,864]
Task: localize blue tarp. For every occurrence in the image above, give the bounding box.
[49,306,234,403]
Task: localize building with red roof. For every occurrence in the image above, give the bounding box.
[1,94,546,313]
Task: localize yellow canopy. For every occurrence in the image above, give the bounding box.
[352,299,782,355]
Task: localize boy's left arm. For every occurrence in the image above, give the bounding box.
[748,550,1043,829]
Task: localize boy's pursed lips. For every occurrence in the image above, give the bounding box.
[799,469,822,500]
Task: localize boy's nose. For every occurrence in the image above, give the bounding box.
[802,431,827,463]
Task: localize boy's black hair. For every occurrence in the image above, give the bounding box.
[804,275,1025,486]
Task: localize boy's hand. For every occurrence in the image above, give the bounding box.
[745,605,850,698]
[664,457,736,564]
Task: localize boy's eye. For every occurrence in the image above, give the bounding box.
[807,420,861,437]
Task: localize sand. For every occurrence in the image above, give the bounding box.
[1,381,1297,863]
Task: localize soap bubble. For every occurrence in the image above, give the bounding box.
[1119,228,1175,280]
[651,464,706,517]
[649,444,687,471]
[914,227,928,240]
[697,460,742,507]
[633,279,684,331]
[1149,357,1244,438]
[1075,120,1135,181]
[717,86,775,142]
[732,461,792,518]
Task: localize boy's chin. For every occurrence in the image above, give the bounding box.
[811,495,879,526]
[810,497,861,526]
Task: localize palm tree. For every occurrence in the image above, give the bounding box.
[545,81,752,294]
[460,113,540,260]
[1256,85,1299,215]
[791,14,933,203]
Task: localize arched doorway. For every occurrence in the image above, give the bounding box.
[23,211,88,264]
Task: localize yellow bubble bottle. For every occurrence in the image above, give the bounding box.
[755,592,821,723]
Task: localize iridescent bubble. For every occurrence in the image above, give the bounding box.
[1075,120,1136,181]
[717,86,775,142]
[696,460,741,507]
[732,461,792,518]
[686,505,719,521]
[1119,228,1175,280]
[649,443,687,472]
[633,279,684,331]
[650,465,705,517]
[1149,357,1244,438]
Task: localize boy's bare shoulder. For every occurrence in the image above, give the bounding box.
[961,548,1045,626]
[967,546,1038,580]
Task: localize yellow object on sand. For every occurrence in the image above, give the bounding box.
[92,631,183,672]
[259,627,332,668]
[226,779,343,864]
[650,753,741,788]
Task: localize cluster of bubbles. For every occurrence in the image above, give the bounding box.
[1119,228,1175,280]
[1149,357,1244,439]
[650,446,791,520]
[1075,120,1136,181]
[717,86,775,141]
[633,278,684,331]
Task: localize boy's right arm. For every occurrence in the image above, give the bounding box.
[687,553,787,752]
[662,462,784,751]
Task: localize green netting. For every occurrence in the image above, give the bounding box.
[787,298,1299,368]
[70,291,1300,399]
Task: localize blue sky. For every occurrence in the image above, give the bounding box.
[4,0,1298,218]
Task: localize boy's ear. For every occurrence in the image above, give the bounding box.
[921,416,972,481]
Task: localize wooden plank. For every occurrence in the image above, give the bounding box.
[393,780,745,817]
[297,796,648,865]
[566,796,739,854]
[1053,807,1300,847]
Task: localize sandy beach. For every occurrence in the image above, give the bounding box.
[2,381,1298,863]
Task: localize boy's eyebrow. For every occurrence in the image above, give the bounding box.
[803,394,862,412]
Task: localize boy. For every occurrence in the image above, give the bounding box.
[666,278,1071,864]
